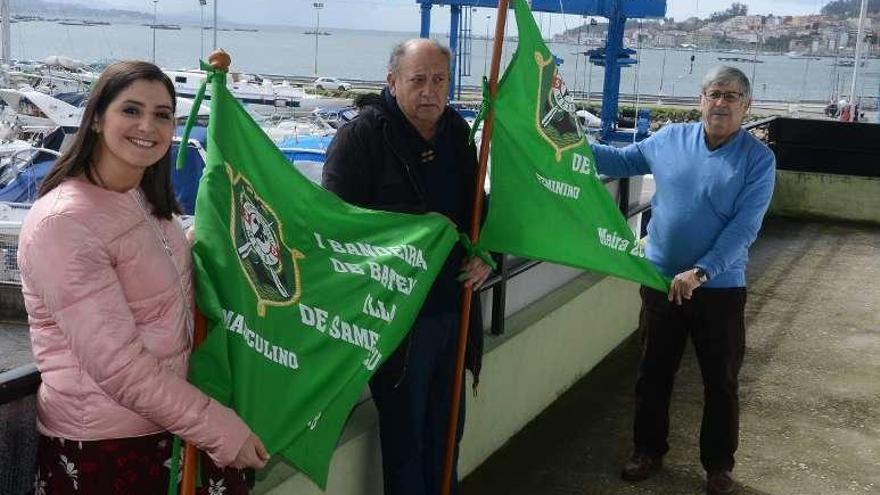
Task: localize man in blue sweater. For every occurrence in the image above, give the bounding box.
[592,66,776,495]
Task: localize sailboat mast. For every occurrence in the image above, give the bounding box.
[1,0,10,64]
[848,0,868,105]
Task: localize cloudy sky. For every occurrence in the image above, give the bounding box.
[53,0,831,32]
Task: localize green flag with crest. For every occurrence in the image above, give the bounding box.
[186,66,458,488]
[479,0,668,292]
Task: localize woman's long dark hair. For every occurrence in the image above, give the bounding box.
[38,60,181,220]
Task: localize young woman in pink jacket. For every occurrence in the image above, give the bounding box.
[18,61,269,494]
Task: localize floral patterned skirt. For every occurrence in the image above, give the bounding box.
[33,432,250,495]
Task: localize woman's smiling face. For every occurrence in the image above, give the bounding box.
[93,79,175,178]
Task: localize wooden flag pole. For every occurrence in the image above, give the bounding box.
[180,48,230,495]
[180,311,208,495]
[440,2,510,494]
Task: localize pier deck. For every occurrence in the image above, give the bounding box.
[462,217,880,495]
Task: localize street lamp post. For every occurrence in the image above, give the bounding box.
[152,0,158,64]
[213,0,218,49]
[199,0,206,59]
[313,2,324,75]
[483,14,491,76]
[585,18,597,104]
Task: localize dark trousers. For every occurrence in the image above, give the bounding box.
[633,286,747,472]
[370,312,465,495]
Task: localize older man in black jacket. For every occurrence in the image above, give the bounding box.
[322,38,491,495]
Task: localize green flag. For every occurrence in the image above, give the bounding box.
[187,67,459,488]
[479,0,668,292]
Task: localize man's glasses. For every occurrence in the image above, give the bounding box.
[703,91,744,103]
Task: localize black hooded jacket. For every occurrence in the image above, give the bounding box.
[322,89,484,386]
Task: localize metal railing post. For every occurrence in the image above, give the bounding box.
[490,255,508,335]
[617,177,630,215]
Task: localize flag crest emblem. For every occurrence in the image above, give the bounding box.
[230,165,304,316]
[535,51,584,161]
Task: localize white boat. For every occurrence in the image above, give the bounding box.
[40,55,87,71]
[0,84,206,169]
[0,136,39,159]
[174,96,210,123]
[263,119,334,144]
[786,51,821,60]
[0,69,75,95]
[33,69,98,95]
[0,56,101,95]
[832,58,867,68]
[0,84,207,126]
[0,90,79,164]
[165,69,332,113]
[576,109,602,129]
[0,87,82,128]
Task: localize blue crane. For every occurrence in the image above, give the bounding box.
[416,1,667,140]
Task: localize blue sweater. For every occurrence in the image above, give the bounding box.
[592,123,776,288]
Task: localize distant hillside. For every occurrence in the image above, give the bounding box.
[11,0,152,22]
[821,0,880,17]
[12,1,240,27]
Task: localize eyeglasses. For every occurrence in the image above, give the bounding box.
[703,91,744,103]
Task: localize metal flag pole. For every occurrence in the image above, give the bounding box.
[440,1,510,494]
[179,50,230,495]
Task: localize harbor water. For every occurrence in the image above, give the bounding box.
[11,20,880,104]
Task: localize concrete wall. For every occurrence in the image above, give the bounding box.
[255,273,641,495]
[769,170,880,225]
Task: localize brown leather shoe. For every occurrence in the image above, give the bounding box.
[706,470,736,495]
[620,452,663,481]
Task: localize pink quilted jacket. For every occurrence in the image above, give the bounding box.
[18,178,251,467]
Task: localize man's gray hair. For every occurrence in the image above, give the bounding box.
[388,38,452,75]
[701,66,752,100]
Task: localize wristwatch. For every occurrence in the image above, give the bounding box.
[694,267,709,284]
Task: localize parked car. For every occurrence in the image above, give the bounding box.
[313,76,352,91]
